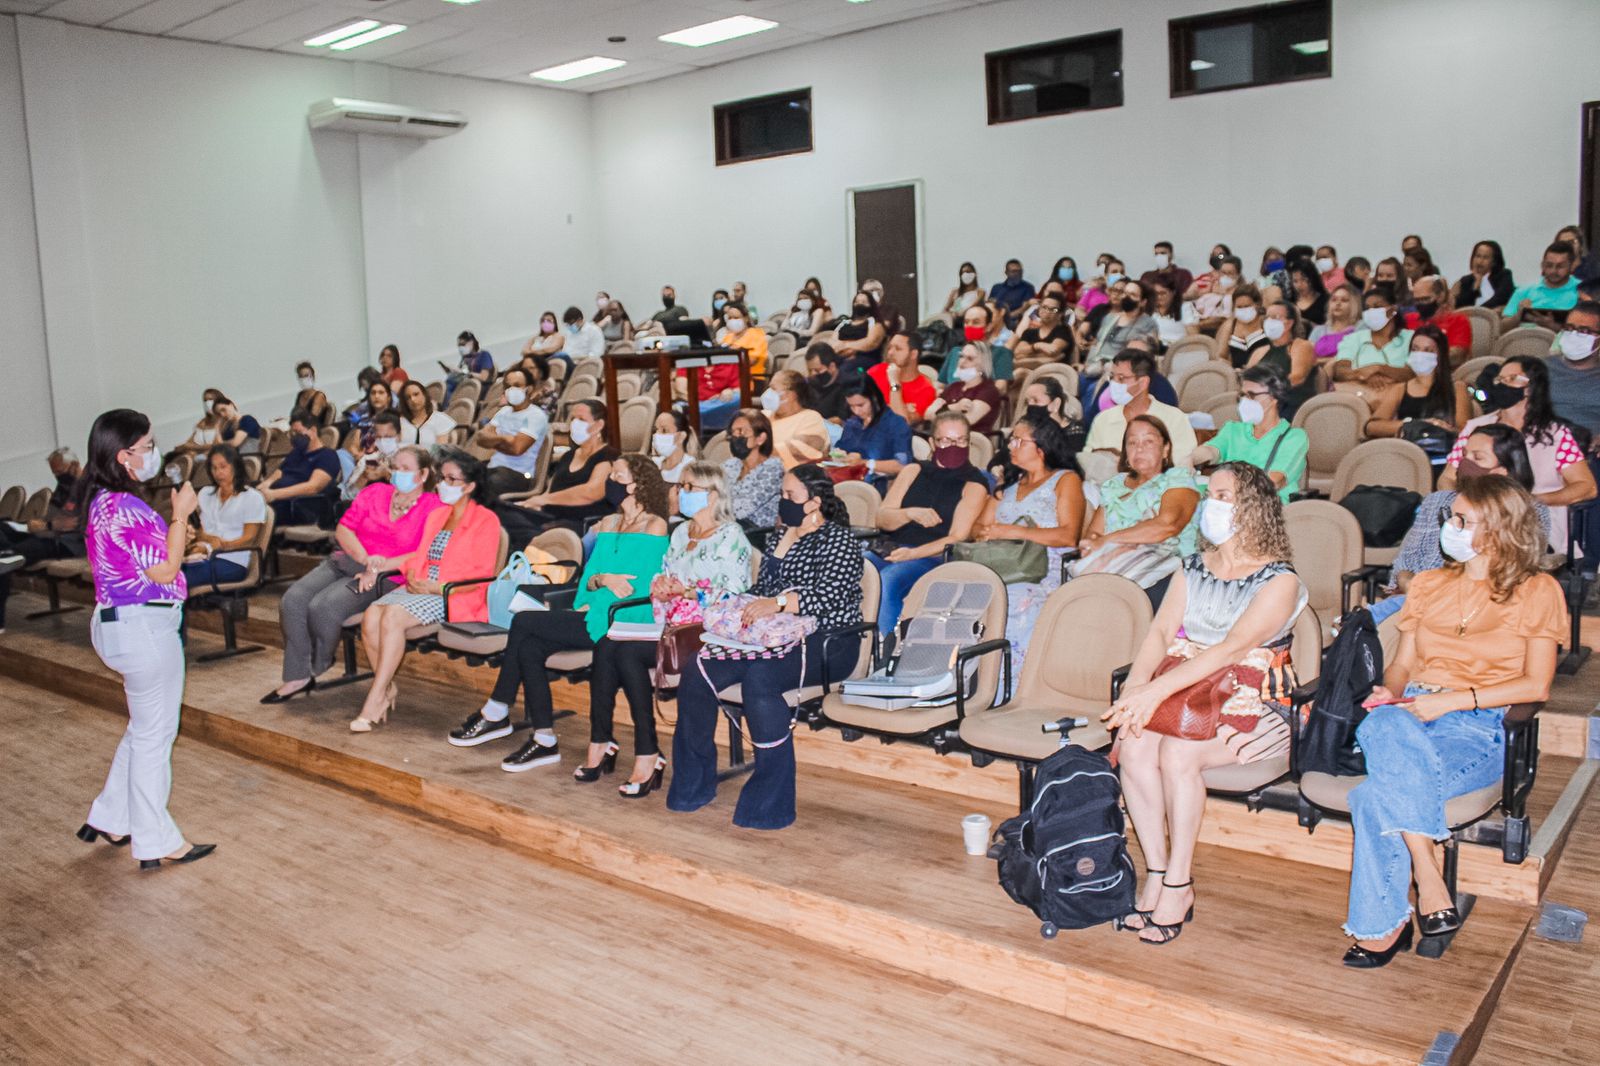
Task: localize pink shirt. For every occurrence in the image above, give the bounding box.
[338,483,446,572]
[87,491,186,607]
[1447,414,1585,548]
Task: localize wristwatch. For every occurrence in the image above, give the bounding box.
[776,593,790,611]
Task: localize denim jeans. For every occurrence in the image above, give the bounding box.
[1343,684,1506,939]
[180,556,249,589]
[866,552,941,633]
[1367,594,1406,626]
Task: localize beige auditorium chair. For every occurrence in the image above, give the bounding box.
[453,377,483,410]
[1458,306,1500,361]
[958,574,1152,803]
[701,432,732,465]
[1174,361,1236,411]
[19,488,51,524]
[619,395,658,453]
[0,486,23,522]
[1201,604,1322,797]
[767,332,797,362]
[1201,391,1241,432]
[425,381,446,407]
[1292,392,1370,495]
[1326,438,1434,566]
[1490,326,1555,363]
[1285,500,1365,646]
[187,508,276,663]
[833,479,881,531]
[1163,335,1219,381]
[433,526,585,663]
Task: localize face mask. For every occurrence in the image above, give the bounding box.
[390,469,417,493]
[933,444,969,469]
[678,489,709,517]
[1264,258,1285,274]
[1361,307,1392,331]
[963,324,985,341]
[759,389,781,413]
[960,271,976,285]
[724,317,745,334]
[851,304,870,319]
[1485,382,1525,410]
[809,370,834,389]
[1315,257,1334,273]
[662,295,675,309]
[1262,318,1287,341]
[203,399,215,414]
[458,344,472,357]
[1215,275,1236,292]
[596,297,609,310]
[1234,306,1258,323]
[651,432,676,456]
[713,298,727,311]
[955,366,980,384]
[375,437,400,457]
[569,420,592,445]
[1106,272,1125,286]
[437,483,465,506]
[163,463,181,484]
[291,433,310,452]
[1456,457,1493,482]
[1407,350,1439,376]
[1439,522,1477,562]
[1414,300,1438,320]
[1558,330,1598,361]
[503,387,527,407]
[604,479,630,507]
[1154,254,1170,269]
[728,435,752,460]
[1107,381,1134,406]
[797,298,813,312]
[1006,272,1021,283]
[1026,403,1051,421]
[1237,397,1266,425]
[298,376,314,390]
[1058,266,1076,281]
[1209,254,1224,270]
[567,323,581,334]
[778,496,809,527]
[1119,296,1139,313]
[1199,498,1236,545]
[540,321,555,334]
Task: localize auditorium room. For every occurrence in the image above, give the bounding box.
[5,0,1600,1062]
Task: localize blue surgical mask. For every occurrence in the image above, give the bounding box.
[1264,258,1286,274]
[567,323,580,334]
[1057,266,1075,281]
[678,489,709,517]
[713,298,727,311]
[391,470,418,493]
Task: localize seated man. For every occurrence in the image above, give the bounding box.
[1504,241,1580,330]
[1138,240,1195,297]
[938,303,1013,385]
[869,330,938,426]
[1402,276,1470,365]
[342,412,404,501]
[1547,300,1600,574]
[1332,284,1414,404]
[477,366,550,499]
[988,258,1036,328]
[561,305,606,361]
[260,406,342,528]
[804,342,852,422]
[646,284,689,328]
[1084,351,1197,463]
[0,447,86,632]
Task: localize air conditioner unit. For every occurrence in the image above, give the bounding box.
[307,98,468,139]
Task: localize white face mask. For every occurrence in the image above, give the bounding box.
[596,297,608,309]
[503,387,527,407]
[1199,498,1236,545]
[375,437,400,456]
[1234,305,1258,323]
[1439,522,1477,561]
[724,317,746,334]
[458,344,472,357]
[1107,381,1134,406]
[960,271,976,285]
[651,432,676,456]
[1262,317,1287,341]
[569,420,591,445]
[1407,350,1439,376]
[796,298,813,312]
[759,389,781,413]
[298,375,314,390]
[164,463,182,484]
[1237,397,1266,425]
[1362,307,1392,331]
[1215,275,1237,292]
[203,399,215,414]
[1154,253,1170,269]
[955,366,980,384]
[131,446,161,483]
[1557,330,1597,361]
[437,483,465,506]
[1315,257,1334,273]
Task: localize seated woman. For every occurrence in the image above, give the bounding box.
[262,445,442,703]
[972,413,1084,679]
[522,310,567,369]
[292,362,332,426]
[836,376,912,496]
[1310,283,1362,359]
[1103,463,1307,944]
[722,411,785,530]
[452,456,671,772]
[347,379,396,444]
[780,290,824,342]
[1071,416,1201,599]
[869,412,990,631]
[1018,375,1085,445]
[1341,476,1562,967]
[651,408,695,485]
[668,465,863,830]
[352,450,501,731]
[1451,240,1514,310]
[927,341,1003,435]
[1217,284,1270,369]
[513,400,618,533]
[378,344,407,388]
[1083,280,1157,386]
[211,397,262,454]
[943,262,984,316]
[1287,259,1329,327]
[833,292,887,368]
[1247,301,1318,419]
[1011,294,1074,373]
[395,380,460,446]
[578,462,752,795]
[596,298,635,346]
[762,371,830,469]
[173,389,225,455]
[181,445,266,588]
[1149,280,1187,349]
[1188,365,1310,502]
[1364,324,1467,441]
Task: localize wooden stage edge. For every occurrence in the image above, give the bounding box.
[0,649,1537,1066]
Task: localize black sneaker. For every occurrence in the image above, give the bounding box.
[448,711,514,747]
[501,736,559,772]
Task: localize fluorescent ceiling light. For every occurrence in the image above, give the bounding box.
[1008,83,1035,93]
[1189,59,1216,71]
[1290,38,1330,55]
[442,1,483,4]
[329,23,408,51]
[531,56,627,82]
[659,15,777,48]
[304,19,378,47]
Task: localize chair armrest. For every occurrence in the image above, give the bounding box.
[606,594,652,627]
[498,490,539,503]
[1502,701,1542,729]
[953,638,1012,721]
[1287,677,1323,778]
[1059,547,1082,585]
[441,575,498,623]
[1341,565,1389,614]
[819,621,879,695]
[1500,701,1543,840]
[1110,662,1131,702]
[1289,489,1328,502]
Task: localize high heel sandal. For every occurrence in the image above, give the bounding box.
[573,742,620,782]
[619,756,666,798]
[350,686,397,733]
[1114,868,1164,932]
[76,823,130,847]
[1139,879,1196,945]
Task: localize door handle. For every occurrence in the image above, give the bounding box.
[902,273,916,279]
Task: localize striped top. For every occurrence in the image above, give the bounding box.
[86,491,186,607]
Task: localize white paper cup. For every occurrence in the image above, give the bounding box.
[962,813,992,856]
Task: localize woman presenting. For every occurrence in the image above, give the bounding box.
[75,409,214,870]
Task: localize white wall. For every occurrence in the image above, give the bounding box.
[590,0,1600,321]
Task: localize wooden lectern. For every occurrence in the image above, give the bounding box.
[599,346,753,450]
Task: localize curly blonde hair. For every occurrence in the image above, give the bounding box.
[1199,461,1292,562]
[1447,475,1546,602]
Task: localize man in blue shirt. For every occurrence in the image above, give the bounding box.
[260,407,343,528]
[1504,242,1580,330]
[988,258,1035,328]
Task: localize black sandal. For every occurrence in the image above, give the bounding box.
[1139,879,1196,945]
[1114,868,1164,932]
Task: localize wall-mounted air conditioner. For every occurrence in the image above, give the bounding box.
[307,98,468,139]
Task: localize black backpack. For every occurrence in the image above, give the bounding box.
[1339,485,1423,547]
[1297,607,1384,777]
[994,744,1136,938]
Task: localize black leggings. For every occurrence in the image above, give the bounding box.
[589,637,659,757]
[489,609,594,729]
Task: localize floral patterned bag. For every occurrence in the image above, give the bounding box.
[701,593,817,652]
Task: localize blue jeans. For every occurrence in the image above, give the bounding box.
[866,552,941,633]
[698,396,741,433]
[1343,684,1506,939]
[181,556,249,589]
[1367,594,1406,626]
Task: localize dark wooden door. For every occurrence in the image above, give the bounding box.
[852,184,919,323]
[1583,102,1600,252]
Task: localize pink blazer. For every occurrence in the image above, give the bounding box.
[402,500,503,622]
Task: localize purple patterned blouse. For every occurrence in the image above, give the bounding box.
[86,491,186,607]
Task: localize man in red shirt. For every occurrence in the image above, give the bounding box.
[868,331,936,425]
[1403,275,1471,365]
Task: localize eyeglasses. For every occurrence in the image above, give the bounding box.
[1437,510,1477,530]
[932,435,970,448]
[1240,389,1271,401]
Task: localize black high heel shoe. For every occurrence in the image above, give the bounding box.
[1114,868,1164,932]
[1139,879,1196,945]
[619,757,666,798]
[139,844,216,871]
[260,678,315,705]
[1419,906,1462,937]
[76,823,130,847]
[573,742,620,783]
[1342,921,1414,968]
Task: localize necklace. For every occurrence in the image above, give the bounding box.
[1456,580,1488,637]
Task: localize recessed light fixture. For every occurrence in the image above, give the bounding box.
[530,56,627,82]
[441,1,483,5]
[1189,59,1216,71]
[659,15,777,48]
[304,19,379,47]
[328,23,408,51]
[1289,38,1329,55]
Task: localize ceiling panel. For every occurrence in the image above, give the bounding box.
[167,0,323,43]
[105,0,236,35]
[224,2,388,48]
[36,0,149,24]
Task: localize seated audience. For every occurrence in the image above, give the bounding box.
[1315,245,1346,290]
[669,465,863,830]
[1372,256,1410,305]
[1546,301,1600,567]
[512,353,561,421]
[523,310,567,365]
[1404,276,1470,364]
[940,303,1013,385]
[263,446,442,703]
[1556,225,1600,283]
[457,456,671,772]
[396,380,459,446]
[1149,279,1187,347]
[378,344,407,387]
[1085,350,1197,461]
[1248,302,1318,418]
[1217,284,1269,369]
[444,331,495,401]
[1310,282,1362,358]
[803,343,852,422]
[346,379,396,443]
[722,411,784,529]
[837,377,912,495]
[211,397,261,453]
[1083,280,1157,383]
[944,262,984,316]
[181,445,265,588]
[1332,284,1414,405]
[1140,240,1195,297]
[1364,325,1467,440]
[1187,254,1242,333]
[704,290,730,334]
[678,339,744,433]
[651,409,695,485]
[513,399,617,533]
[173,389,226,455]
[477,366,550,500]
[781,289,824,342]
[1343,256,1372,291]
[1452,240,1514,310]
[1402,246,1438,289]
[973,413,1084,677]
[927,341,1003,434]
[1287,258,1329,326]
[718,301,769,381]
[293,362,332,426]
[1504,242,1581,329]
[869,331,938,425]
[1019,375,1084,438]
[1189,365,1309,501]
[1011,294,1074,372]
[1341,476,1561,967]
[731,280,758,321]
[0,448,84,633]
[1072,416,1201,596]
[1104,462,1307,944]
[341,413,402,502]
[596,297,635,345]
[989,259,1036,327]
[833,292,886,367]
[868,412,989,630]
[562,305,607,361]
[259,407,342,527]
[763,371,829,469]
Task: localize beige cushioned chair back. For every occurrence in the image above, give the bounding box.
[1285,500,1363,640]
[834,480,881,529]
[619,395,658,454]
[898,561,1010,711]
[1175,362,1236,411]
[1021,574,1152,706]
[1490,326,1555,363]
[1293,391,1369,492]
[1459,306,1500,360]
[1330,438,1433,502]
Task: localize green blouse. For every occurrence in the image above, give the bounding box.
[1100,466,1201,558]
[576,531,669,643]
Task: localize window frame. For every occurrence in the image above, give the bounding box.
[983,30,1124,126]
[1167,0,1332,99]
[712,88,813,167]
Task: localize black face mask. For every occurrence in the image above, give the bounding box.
[1120,296,1139,313]
[851,305,870,319]
[728,436,752,460]
[1485,382,1526,411]
[778,497,809,527]
[604,480,631,507]
[1209,254,1224,270]
[1026,403,1052,421]
[1413,300,1438,319]
[662,295,675,309]
[809,371,834,388]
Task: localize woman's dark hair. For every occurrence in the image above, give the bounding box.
[379,344,400,368]
[735,411,776,458]
[540,309,558,327]
[1472,239,1507,277]
[1026,375,1070,420]
[366,379,392,410]
[1406,324,1457,420]
[1404,246,1438,277]
[596,298,630,325]
[956,261,978,291]
[1286,259,1327,300]
[788,464,850,526]
[844,374,887,423]
[518,353,549,384]
[1344,255,1371,280]
[400,380,434,419]
[1118,414,1175,476]
[1049,255,1078,282]
[1501,357,1559,445]
[662,406,691,438]
[615,453,671,520]
[1365,282,1399,308]
[357,366,382,392]
[457,330,479,350]
[434,447,489,504]
[296,361,316,377]
[205,443,247,491]
[851,291,879,316]
[1241,363,1291,408]
[1001,411,1077,488]
[574,398,607,427]
[1466,422,1536,490]
[75,408,151,510]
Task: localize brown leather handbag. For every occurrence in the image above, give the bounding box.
[652,623,705,724]
[1141,655,1240,741]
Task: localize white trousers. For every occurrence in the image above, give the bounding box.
[87,606,187,861]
